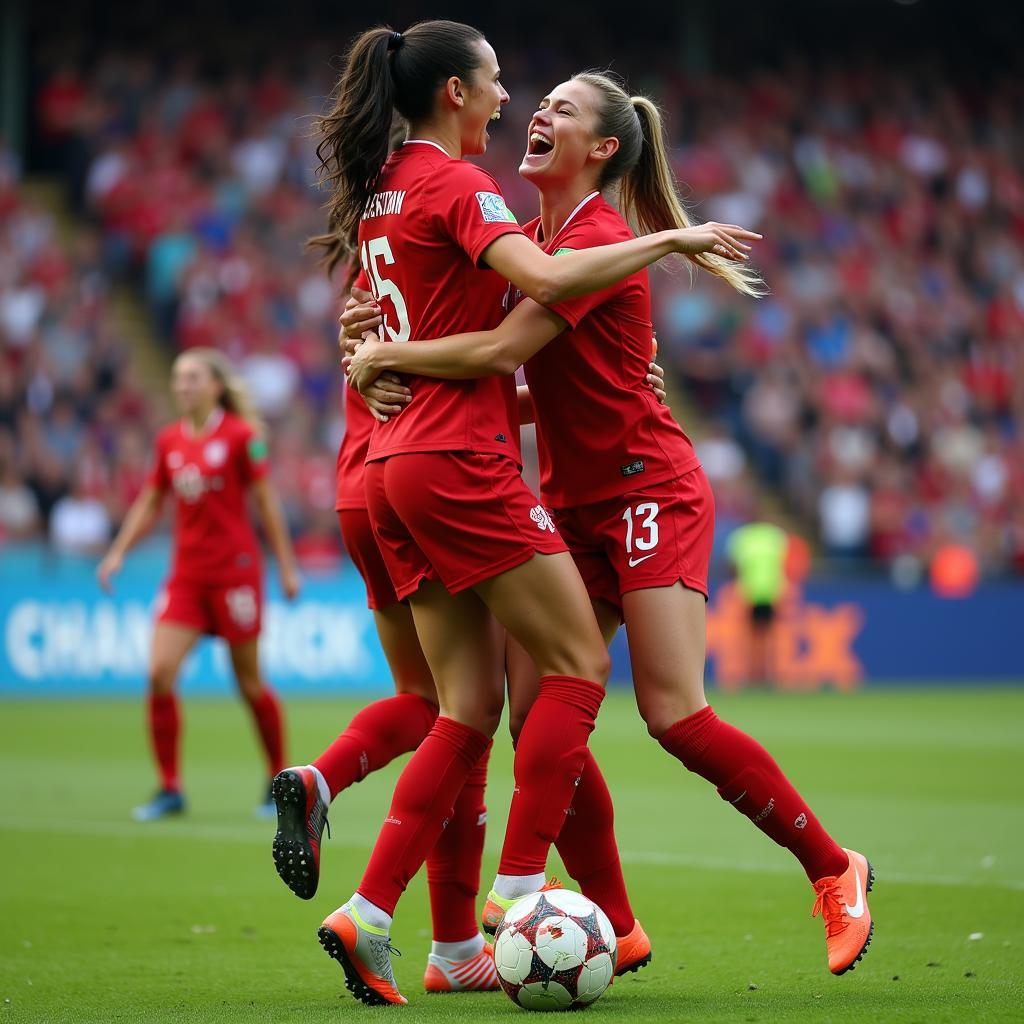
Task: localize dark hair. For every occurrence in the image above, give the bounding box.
[309,20,487,274]
[574,71,765,297]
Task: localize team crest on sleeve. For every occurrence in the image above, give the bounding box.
[476,191,518,224]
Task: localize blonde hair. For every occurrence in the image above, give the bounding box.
[573,72,766,298]
[175,348,265,438]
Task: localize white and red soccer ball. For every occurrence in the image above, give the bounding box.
[493,889,617,1011]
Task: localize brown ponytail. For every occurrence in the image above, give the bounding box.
[573,72,766,298]
[310,20,487,275]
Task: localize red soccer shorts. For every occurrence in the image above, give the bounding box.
[551,466,715,613]
[365,452,568,600]
[156,571,263,644]
[337,508,400,611]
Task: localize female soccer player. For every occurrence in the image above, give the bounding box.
[304,20,760,1007]
[345,71,874,979]
[97,348,299,821]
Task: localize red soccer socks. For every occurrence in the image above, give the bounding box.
[498,675,605,876]
[314,693,438,799]
[659,705,848,882]
[426,747,490,942]
[358,716,492,916]
[147,692,181,791]
[243,686,286,778]
[554,748,635,937]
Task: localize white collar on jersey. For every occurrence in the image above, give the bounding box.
[403,139,452,158]
[182,406,225,439]
[539,191,601,245]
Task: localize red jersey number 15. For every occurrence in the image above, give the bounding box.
[360,236,412,343]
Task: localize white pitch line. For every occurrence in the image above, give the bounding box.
[3,816,1023,893]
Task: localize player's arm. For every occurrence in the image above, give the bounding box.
[345,299,566,392]
[480,225,760,306]
[96,484,163,592]
[250,476,301,600]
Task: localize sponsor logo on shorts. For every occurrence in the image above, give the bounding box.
[621,459,646,477]
[225,585,258,628]
[628,553,657,567]
[530,505,556,533]
[794,812,808,829]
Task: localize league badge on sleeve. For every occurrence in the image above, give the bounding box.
[247,437,268,464]
[476,191,518,224]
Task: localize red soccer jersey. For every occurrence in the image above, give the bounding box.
[521,193,700,507]
[147,409,267,581]
[359,141,525,463]
[336,270,376,511]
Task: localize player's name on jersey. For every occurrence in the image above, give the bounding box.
[362,190,407,220]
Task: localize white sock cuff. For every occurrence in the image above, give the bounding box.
[493,872,546,901]
[430,933,485,961]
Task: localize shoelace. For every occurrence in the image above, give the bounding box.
[369,936,403,977]
[811,878,849,938]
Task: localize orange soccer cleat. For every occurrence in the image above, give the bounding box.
[318,903,407,1006]
[811,848,875,975]
[481,877,564,936]
[613,918,652,977]
[423,941,500,993]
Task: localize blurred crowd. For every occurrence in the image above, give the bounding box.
[3,43,1022,577]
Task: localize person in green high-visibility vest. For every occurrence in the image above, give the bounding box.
[727,521,790,685]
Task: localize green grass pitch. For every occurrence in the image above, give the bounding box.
[1,688,1022,1022]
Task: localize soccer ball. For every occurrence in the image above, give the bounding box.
[493,889,617,1011]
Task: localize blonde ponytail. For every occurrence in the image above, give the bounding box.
[182,347,266,438]
[573,72,767,298]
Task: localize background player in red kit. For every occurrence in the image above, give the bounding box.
[300,20,762,1008]
[346,72,874,978]
[97,348,299,821]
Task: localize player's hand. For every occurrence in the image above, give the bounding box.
[280,564,301,601]
[339,292,383,351]
[356,372,412,422]
[346,332,392,394]
[646,332,667,405]
[673,222,762,261]
[647,361,667,405]
[358,376,409,419]
[96,552,122,593]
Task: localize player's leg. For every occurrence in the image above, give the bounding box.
[321,582,502,1006]
[133,620,200,821]
[473,551,610,900]
[491,610,650,975]
[624,582,872,974]
[227,636,286,807]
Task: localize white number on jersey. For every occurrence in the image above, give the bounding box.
[360,235,412,343]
